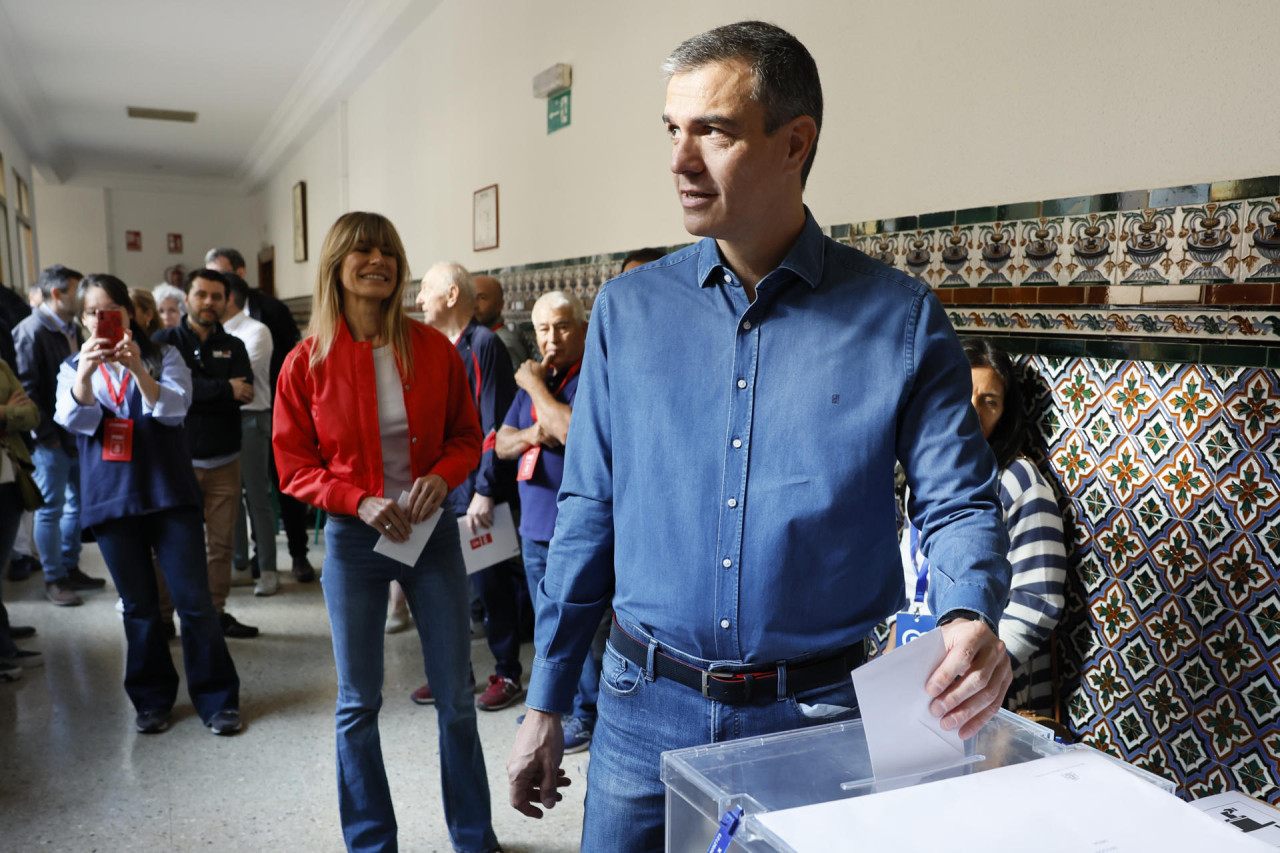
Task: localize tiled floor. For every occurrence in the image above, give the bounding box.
[0,535,587,852]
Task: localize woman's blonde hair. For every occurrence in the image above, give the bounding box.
[307,211,413,377]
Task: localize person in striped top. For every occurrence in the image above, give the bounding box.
[900,337,1066,712]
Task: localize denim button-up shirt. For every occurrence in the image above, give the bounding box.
[526,211,1011,714]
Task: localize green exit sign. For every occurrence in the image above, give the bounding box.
[547,90,571,134]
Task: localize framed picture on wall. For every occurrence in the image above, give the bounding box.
[473,184,498,252]
[293,181,308,262]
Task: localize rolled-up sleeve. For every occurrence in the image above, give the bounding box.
[54,360,103,436]
[142,347,193,425]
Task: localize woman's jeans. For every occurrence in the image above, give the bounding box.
[322,511,496,853]
[93,506,240,722]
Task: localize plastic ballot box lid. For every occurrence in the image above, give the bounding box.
[661,708,1175,853]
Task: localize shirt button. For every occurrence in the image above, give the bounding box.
[742,320,752,331]
[727,498,737,508]
[720,619,730,629]
[411,438,418,444]
[737,379,747,389]
[732,438,742,448]
[723,273,732,284]
[722,558,732,568]
[404,384,409,390]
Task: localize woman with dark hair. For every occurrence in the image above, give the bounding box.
[54,274,240,735]
[129,287,161,337]
[900,337,1066,711]
[273,212,498,853]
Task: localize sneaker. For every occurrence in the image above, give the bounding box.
[65,565,106,590]
[208,709,243,736]
[291,555,316,583]
[229,567,255,587]
[476,675,525,711]
[45,580,83,606]
[1,649,43,670]
[410,682,434,705]
[135,708,171,734]
[220,612,259,639]
[0,663,20,683]
[9,626,36,640]
[6,554,36,581]
[562,715,593,754]
[253,570,280,597]
[385,611,411,634]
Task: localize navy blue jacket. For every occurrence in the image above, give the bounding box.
[153,320,251,461]
[446,321,517,516]
[14,306,82,451]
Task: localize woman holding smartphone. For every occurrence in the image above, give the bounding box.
[273,212,498,853]
[54,274,240,735]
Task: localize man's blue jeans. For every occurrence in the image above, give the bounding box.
[30,444,81,582]
[580,621,861,852]
[522,536,601,721]
[322,512,497,853]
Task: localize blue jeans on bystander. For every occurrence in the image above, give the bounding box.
[322,511,497,853]
[30,444,81,582]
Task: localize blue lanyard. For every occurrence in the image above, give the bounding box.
[908,523,930,606]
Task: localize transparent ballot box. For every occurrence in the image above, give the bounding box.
[661,708,1175,852]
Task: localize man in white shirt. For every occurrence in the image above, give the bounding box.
[222,274,278,596]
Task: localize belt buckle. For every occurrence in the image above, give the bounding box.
[701,663,732,700]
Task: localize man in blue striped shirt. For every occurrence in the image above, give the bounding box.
[507,21,1014,850]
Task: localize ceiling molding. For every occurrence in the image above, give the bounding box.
[237,0,441,193]
[0,3,71,181]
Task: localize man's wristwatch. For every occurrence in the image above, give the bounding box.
[936,608,996,633]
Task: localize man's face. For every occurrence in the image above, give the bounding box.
[167,267,185,288]
[533,304,586,372]
[415,282,452,330]
[186,277,227,328]
[664,59,792,244]
[473,276,504,327]
[49,280,81,321]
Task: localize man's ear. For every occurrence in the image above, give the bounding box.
[781,115,817,178]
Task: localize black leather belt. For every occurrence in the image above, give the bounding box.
[608,619,865,705]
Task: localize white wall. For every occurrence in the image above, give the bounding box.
[32,182,264,289]
[256,0,1279,298]
[30,182,109,275]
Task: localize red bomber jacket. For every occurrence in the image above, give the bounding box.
[272,317,482,517]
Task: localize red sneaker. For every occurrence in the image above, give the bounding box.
[475,675,525,711]
[410,682,434,705]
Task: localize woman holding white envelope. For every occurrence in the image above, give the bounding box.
[272,211,497,853]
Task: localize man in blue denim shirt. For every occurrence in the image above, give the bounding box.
[508,22,1013,849]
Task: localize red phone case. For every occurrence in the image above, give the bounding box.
[97,309,124,347]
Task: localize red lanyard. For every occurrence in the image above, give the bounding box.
[491,321,505,332]
[98,365,130,411]
[531,360,581,422]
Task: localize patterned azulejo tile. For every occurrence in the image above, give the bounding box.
[1106,364,1160,433]
[1222,370,1280,449]
[1050,429,1097,492]
[1216,454,1280,532]
[1152,444,1215,517]
[1147,521,1208,593]
[1053,366,1105,427]
[1240,196,1280,283]
[1161,365,1221,441]
[1117,207,1179,284]
[1206,532,1277,612]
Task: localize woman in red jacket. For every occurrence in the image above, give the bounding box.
[273,211,497,853]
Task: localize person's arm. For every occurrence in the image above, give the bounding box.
[54,358,104,436]
[425,344,484,495]
[510,295,614,818]
[996,461,1066,667]
[471,335,517,502]
[228,336,254,405]
[131,345,193,425]
[14,323,58,444]
[1,365,38,434]
[897,291,1012,737]
[515,358,572,446]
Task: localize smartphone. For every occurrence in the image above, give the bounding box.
[96,309,124,348]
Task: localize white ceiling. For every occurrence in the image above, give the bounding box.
[0,0,440,192]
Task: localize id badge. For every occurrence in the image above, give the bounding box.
[516,445,541,481]
[894,611,937,647]
[103,418,134,462]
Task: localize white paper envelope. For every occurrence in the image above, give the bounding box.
[849,627,965,780]
[457,502,522,574]
[373,491,441,567]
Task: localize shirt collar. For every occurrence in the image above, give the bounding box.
[39,302,77,336]
[694,206,825,291]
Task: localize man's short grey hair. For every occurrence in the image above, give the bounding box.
[662,20,823,187]
[532,290,586,325]
[423,262,476,303]
[204,247,246,271]
[152,282,186,310]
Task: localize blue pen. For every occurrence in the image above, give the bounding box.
[707,806,744,853]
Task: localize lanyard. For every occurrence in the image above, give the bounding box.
[907,523,930,607]
[531,360,581,422]
[491,321,505,332]
[98,364,130,412]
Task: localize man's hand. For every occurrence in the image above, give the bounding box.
[528,420,561,450]
[514,357,549,394]
[357,495,412,542]
[508,709,571,818]
[926,618,1012,739]
[406,473,449,523]
[7,387,33,409]
[466,492,495,534]
[228,376,255,403]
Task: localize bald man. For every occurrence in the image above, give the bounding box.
[473,275,529,372]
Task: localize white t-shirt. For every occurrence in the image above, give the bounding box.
[373,345,413,499]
